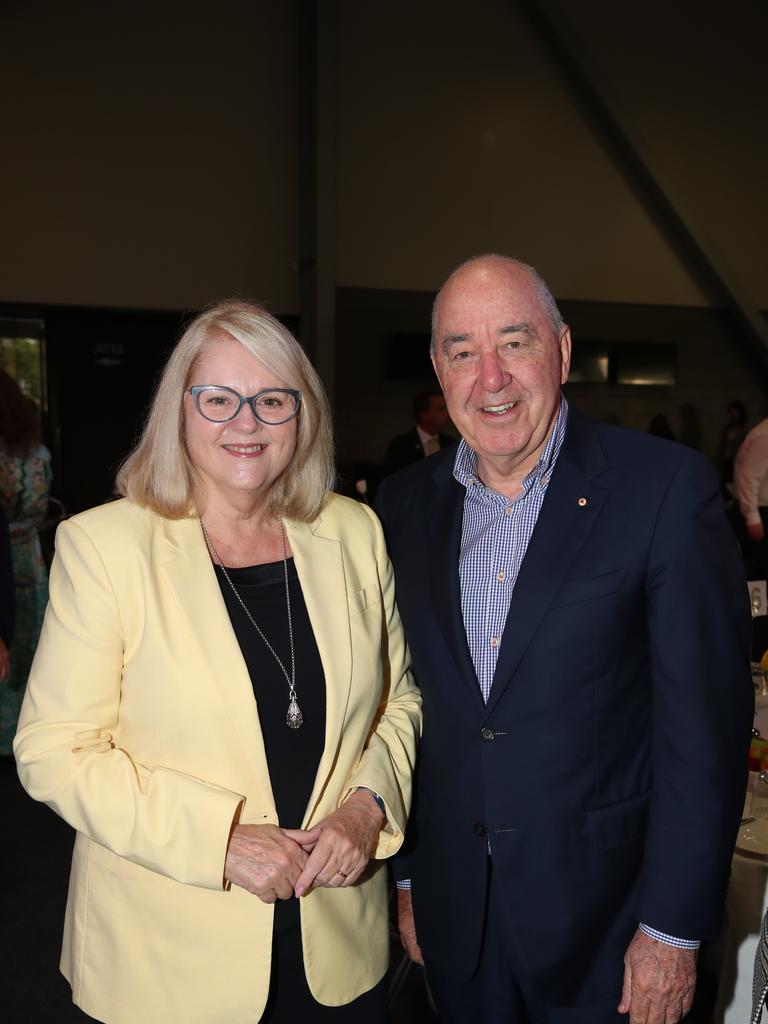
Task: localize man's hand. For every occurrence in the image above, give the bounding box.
[292,789,385,897]
[397,887,424,965]
[618,929,697,1024]
[0,638,9,682]
[748,521,765,542]
[224,823,317,903]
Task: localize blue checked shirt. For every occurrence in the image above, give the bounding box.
[455,400,567,702]
[398,397,698,951]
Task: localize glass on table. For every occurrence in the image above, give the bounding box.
[738,772,768,858]
[749,771,768,820]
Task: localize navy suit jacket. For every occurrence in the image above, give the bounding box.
[376,406,753,1006]
[383,428,456,476]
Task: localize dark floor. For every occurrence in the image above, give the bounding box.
[0,757,436,1023]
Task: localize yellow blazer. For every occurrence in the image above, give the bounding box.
[14,494,421,1024]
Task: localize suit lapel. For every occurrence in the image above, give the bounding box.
[156,516,277,810]
[484,412,609,718]
[427,457,487,712]
[158,513,356,826]
[284,516,354,826]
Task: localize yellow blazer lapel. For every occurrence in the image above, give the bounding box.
[285,516,353,826]
[155,515,276,816]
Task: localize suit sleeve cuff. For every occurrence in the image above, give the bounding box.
[639,923,700,949]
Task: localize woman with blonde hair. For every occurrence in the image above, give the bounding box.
[14,300,421,1023]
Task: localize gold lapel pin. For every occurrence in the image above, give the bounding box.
[577,497,588,507]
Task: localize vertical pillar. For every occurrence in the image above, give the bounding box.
[298,0,336,409]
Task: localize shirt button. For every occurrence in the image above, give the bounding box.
[473,823,486,836]
[490,636,499,648]
[505,507,514,517]
[481,727,495,741]
[497,570,506,582]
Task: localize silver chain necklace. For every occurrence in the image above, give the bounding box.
[201,519,303,729]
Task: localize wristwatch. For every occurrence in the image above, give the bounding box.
[356,787,386,815]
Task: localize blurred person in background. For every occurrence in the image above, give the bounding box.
[0,506,14,686]
[14,301,421,1024]
[383,388,454,476]
[0,368,51,754]
[647,413,676,441]
[721,399,748,489]
[734,415,768,572]
[732,416,768,658]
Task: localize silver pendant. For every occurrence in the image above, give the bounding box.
[286,697,304,729]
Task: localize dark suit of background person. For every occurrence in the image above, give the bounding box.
[383,391,454,476]
[376,255,754,1024]
[0,506,14,684]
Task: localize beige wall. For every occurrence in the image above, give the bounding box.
[1,1,765,315]
[334,0,766,309]
[0,1,299,312]
[548,0,768,308]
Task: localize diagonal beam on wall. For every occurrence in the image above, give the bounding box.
[516,0,768,376]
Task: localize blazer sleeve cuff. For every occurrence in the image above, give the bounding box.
[340,782,405,859]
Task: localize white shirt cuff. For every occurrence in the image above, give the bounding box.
[639,923,700,949]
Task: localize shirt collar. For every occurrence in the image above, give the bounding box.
[453,397,569,495]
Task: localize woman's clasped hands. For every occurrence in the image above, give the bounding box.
[224,823,318,903]
[225,790,385,903]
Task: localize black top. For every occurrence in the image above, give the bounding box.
[214,557,326,929]
[383,428,457,477]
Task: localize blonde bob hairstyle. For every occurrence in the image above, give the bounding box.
[116,299,335,523]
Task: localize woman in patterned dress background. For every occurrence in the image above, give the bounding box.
[0,368,52,754]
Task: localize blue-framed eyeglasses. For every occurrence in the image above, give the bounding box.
[187,385,302,424]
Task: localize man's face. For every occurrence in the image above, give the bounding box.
[420,395,450,435]
[431,260,570,481]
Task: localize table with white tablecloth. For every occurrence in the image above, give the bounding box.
[713,694,768,1023]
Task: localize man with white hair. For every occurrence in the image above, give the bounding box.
[377,254,753,1024]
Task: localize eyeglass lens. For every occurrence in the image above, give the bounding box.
[193,387,299,424]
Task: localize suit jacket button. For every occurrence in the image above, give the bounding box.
[473,823,486,836]
[481,727,495,741]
